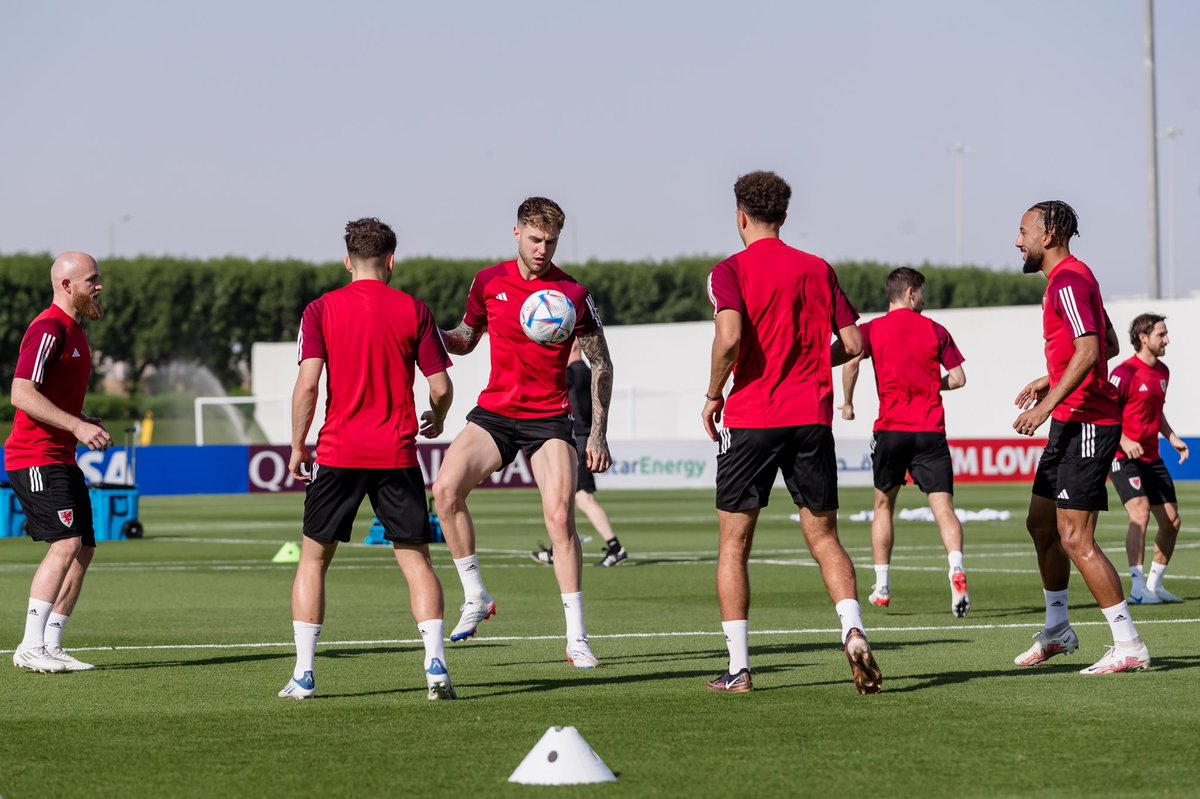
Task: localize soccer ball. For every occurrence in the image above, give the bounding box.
[519,290,576,345]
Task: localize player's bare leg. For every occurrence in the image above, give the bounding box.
[1057,508,1124,608]
[929,491,969,617]
[1026,495,1071,592]
[1124,496,1152,571]
[797,507,881,694]
[432,423,503,561]
[715,509,757,621]
[394,543,455,699]
[531,440,596,667]
[15,538,81,673]
[292,537,337,625]
[531,440,582,593]
[51,545,94,617]
[29,537,81,606]
[432,423,503,640]
[1015,495,1080,666]
[280,537,337,699]
[708,509,757,692]
[575,489,616,544]
[869,488,899,607]
[1142,503,1183,603]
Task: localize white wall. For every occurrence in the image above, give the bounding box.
[251,295,1200,446]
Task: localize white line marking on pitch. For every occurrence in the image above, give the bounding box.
[3,617,1198,656]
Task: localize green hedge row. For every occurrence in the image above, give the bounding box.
[0,253,1042,391]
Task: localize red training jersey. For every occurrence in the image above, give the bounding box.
[1110,356,1169,463]
[1041,256,1119,425]
[859,309,964,434]
[297,280,451,469]
[707,238,859,428]
[462,261,601,419]
[4,304,92,469]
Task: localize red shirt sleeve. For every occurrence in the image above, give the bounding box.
[707,259,744,316]
[298,299,326,362]
[934,321,965,370]
[857,320,873,359]
[829,267,860,330]
[14,318,66,384]
[572,291,602,337]
[1110,363,1131,405]
[414,300,452,376]
[463,270,490,330]
[1048,275,1103,339]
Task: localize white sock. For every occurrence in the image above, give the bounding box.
[1129,564,1147,594]
[21,598,54,650]
[947,550,964,576]
[722,620,750,673]
[1146,562,1168,593]
[454,555,488,600]
[43,612,70,651]
[561,592,587,644]
[292,621,322,679]
[1101,601,1139,645]
[1044,589,1069,631]
[416,619,445,670]
[834,598,864,644]
[873,565,889,590]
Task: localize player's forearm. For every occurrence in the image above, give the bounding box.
[579,335,613,437]
[941,366,966,392]
[290,384,317,450]
[1041,340,1098,412]
[440,323,481,356]
[10,379,85,436]
[428,374,454,426]
[1158,415,1178,441]
[841,357,861,404]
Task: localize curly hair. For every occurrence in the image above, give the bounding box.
[344,217,397,260]
[734,171,790,226]
[1129,313,1166,349]
[517,197,566,233]
[1028,200,1080,244]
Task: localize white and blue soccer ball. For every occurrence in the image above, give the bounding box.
[519,289,576,345]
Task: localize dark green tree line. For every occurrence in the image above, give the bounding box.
[0,253,1042,392]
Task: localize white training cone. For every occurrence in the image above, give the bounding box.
[508,726,617,785]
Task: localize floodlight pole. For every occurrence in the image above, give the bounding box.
[1164,126,1182,298]
[950,143,972,268]
[1143,0,1161,299]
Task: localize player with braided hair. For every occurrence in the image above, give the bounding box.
[1011,200,1150,674]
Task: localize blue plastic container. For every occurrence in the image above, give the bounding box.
[89,484,141,541]
[0,484,27,538]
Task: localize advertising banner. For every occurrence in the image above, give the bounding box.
[246,444,538,493]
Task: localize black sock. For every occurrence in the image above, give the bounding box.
[606,537,622,553]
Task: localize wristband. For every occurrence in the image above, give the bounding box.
[705,393,723,401]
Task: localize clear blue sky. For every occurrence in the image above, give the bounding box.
[3,1,1197,299]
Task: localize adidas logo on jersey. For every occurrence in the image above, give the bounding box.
[1057,489,1070,500]
[495,292,508,301]
[72,348,81,358]
[1138,383,1149,393]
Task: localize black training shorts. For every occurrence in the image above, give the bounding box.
[1031,420,1122,512]
[466,406,573,469]
[302,464,430,545]
[1110,458,1178,507]
[6,465,95,547]
[871,430,954,495]
[716,425,838,513]
[574,434,596,494]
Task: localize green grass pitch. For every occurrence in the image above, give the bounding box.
[1,483,1198,798]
